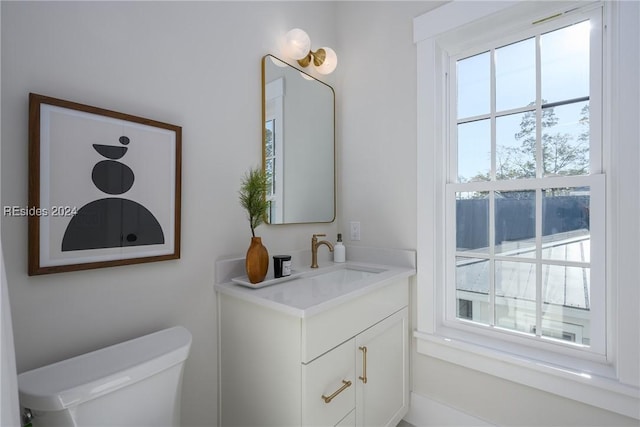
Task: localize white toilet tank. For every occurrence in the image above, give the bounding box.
[17,326,192,427]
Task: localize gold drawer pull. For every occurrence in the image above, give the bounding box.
[321,380,352,404]
[359,346,368,384]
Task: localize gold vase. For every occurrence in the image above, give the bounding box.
[246,236,269,284]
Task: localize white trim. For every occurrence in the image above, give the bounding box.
[413,1,518,43]
[414,331,639,419]
[404,392,495,427]
[416,37,443,335]
[608,0,640,389]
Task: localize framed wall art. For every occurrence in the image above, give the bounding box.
[28,93,181,275]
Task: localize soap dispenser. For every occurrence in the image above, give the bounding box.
[334,233,346,263]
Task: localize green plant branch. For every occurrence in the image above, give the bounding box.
[238,167,270,237]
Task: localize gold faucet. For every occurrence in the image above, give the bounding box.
[311,234,334,268]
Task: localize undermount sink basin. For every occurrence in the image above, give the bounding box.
[309,267,383,286]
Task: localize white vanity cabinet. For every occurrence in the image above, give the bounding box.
[217,275,410,427]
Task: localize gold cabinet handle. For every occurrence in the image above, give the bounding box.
[321,380,352,404]
[359,346,368,384]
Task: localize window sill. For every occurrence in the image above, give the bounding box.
[414,329,640,419]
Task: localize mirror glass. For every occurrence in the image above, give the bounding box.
[262,54,335,224]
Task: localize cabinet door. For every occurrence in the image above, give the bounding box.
[355,308,409,427]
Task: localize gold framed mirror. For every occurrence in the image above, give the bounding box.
[262,54,335,224]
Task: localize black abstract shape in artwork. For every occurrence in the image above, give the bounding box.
[93,144,128,160]
[62,135,165,252]
[92,160,135,195]
[62,198,164,251]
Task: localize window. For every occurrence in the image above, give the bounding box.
[264,118,278,220]
[447,14,605,357]
[457,298,473,320]
[414,0,640,417]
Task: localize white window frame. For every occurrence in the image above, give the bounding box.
[415,0,640,418]
[445,9,606,358]
[265,77,285,224]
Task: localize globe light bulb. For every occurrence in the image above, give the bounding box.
[283,28,311,61]
[315,47,337,75]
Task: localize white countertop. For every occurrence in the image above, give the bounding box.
[215,259,415,318]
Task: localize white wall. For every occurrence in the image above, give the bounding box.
[336,1,431,250]
[2,2,637,427]
[1,2,338,426]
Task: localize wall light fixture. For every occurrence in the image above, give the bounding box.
[283,28,337,75]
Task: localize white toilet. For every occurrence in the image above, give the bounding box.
[17,326,192,427]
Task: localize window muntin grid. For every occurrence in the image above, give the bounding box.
[446,15,604,355]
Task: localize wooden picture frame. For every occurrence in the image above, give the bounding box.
[28,93,181,275]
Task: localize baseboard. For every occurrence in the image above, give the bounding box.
[403,392,496,427]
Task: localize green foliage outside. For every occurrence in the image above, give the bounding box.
[466,103,590,182]
[464,102,590,199]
